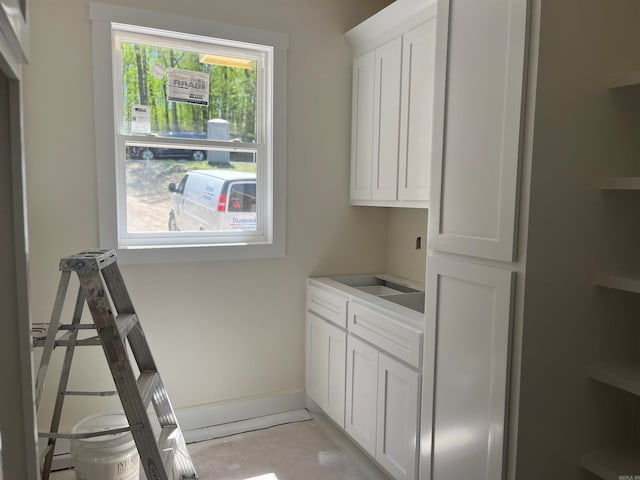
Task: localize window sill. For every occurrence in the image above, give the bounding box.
[113,240,285,265]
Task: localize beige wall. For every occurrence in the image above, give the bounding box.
[25,0,393,430]
[386,208,428,285]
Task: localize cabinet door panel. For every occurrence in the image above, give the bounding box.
[325,321,347,428]
[429,0,529,261]
[372,37,402,201]
[306,312,328,409]
[398,19,436,202]
[427,255,514,480]
[376,353,420,480]
[345,335,378,457]
[350,51,375,201]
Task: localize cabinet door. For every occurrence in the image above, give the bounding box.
[372,37,402,201]
[350,51,375,201]
[324,320,347,428]
[427,255,514,480]
[306,312,328,409]
[429,0,529,261]
[306,313,347,428]
[376,353,420,480]
[398,19,436,202]
[345,335,378,457]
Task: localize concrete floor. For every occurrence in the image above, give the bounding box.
[50,412,391,480]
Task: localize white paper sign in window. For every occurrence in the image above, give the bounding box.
[166,69,210,106]
[130,104,151,134]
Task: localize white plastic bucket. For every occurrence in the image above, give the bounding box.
[70,412,140,480]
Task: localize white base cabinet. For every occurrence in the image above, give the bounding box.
[306,277,424,480]
[345,335,421,480]
[376,353,420,480]
[345,335,379,456]
[306,312,347,428]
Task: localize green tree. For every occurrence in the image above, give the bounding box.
[121,41,257,140]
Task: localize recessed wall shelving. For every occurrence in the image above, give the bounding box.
[594,273,640,294]
[608,70,640,89]
[589,362,640,397]
[600,177,640,191]
[581,447,640,480]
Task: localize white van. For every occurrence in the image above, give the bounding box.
[168,170,256,232]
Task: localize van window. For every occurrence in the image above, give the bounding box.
[177,175,188,194]
[228,183,256,212]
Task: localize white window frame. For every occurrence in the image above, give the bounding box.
[90,3,288,264]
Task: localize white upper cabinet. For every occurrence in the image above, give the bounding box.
[429,0,529,261]
[372,37,402,201]
[346,0,437,208]
[398,20,436,202]
[350,51,375,201]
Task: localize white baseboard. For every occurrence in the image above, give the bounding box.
[177,389,306,433]
[48,389,307,470]
[184,409,311,443]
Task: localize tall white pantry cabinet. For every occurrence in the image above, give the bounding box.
[422,0,528,479]
[425,1,640,480]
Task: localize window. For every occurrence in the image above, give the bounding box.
[90,4,288,263]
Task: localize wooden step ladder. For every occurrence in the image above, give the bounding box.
[34,250,198,480]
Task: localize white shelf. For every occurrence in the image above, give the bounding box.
[601,177,640,190]
[608,70,640,89]
[594,273,640,294]
[581,447,640,480]
[589,361,640,397]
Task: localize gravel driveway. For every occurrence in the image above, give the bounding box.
[125,159,256,233]
[125,161,189,233]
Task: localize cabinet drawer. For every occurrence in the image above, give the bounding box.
[348,301,423,368]
[307,283,348,328]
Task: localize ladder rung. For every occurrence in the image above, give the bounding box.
[159,426,177,475]
[58,324,96,330]
[58,331,73,342]
[116,313,138,337]
[39,424,141,440]
[64,390,118,397]
[158,426,197,479]
[137,371,160,407]
[55,336,101,347]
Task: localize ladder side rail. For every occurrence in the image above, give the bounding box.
[41,285,86,480]
[35,270,71,409]
[127,321,158,373]
[78,268,170,480]
[101,262,135,313]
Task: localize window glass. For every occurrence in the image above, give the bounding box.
[120,40,258,143]
[91,4,287,261]
[125,145,257,234]
[115,29,264,243]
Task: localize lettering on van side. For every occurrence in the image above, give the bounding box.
[202,183,216,201]
[231,217,257,230]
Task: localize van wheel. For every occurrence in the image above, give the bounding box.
[192,150,205,162]
[168,212,178,231]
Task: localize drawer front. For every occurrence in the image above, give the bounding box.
[307,283,348,328]
[348,301,423,368]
